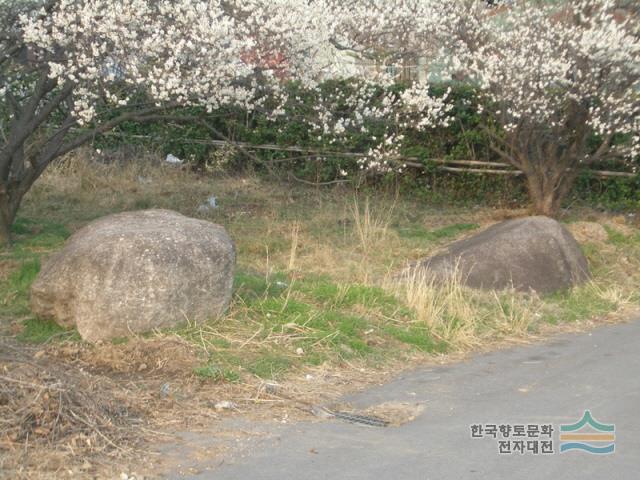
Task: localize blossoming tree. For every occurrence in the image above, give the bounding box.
[455,0,639,215]
[0,1,225,243]
[271,0,640,215]
[2,0,636,246]
[347,0,639,215]
[0,0,349,245]
[1,0,467,245]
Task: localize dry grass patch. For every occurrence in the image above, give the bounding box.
[388,266,542,351]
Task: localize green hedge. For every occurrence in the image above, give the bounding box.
[94,80,639,211]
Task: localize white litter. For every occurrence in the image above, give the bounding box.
[197,195,218,212]
[214,400,237,411]
[165,153,183,165]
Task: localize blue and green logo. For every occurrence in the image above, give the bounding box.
[559,411,615,454]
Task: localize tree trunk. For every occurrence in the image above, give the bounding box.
[0,194,15,247]
[529,185,558,217]
[0,181,28,247]
[0,222,10,247]
[524,166,578,217]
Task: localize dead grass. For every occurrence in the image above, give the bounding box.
[0,339,148,478]
[387,265,542,350]
[1,150,639,478]
[48,336,202,376]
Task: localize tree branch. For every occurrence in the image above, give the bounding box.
[586,132,615,164]
[55,105,178,158]
[117,113,276,172]
[480,126,523,169]
[0,72,58,177]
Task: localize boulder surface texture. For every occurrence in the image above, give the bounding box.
[416,216,589,293]
[31,209,235,342]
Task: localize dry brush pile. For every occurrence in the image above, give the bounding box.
[0,338,147,477]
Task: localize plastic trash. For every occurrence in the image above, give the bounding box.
[214,400,237,411]
[165,153,183,165]
[160,383,170,398]
[197,195,218,212]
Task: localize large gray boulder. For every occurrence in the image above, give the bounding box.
[414,216,589,294]
[31,209,235,342]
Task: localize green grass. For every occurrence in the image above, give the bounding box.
[386,325,448,353]
[8,258,40,293]
[307,311,372,356]
[172,270,444,379]
[193,364,241,383]
[1,217,76,340]
[17,317,79,343]
[0,258,41,318]
[295,278,413,317]
[7,217,70,260]
[241,276,390,360]
[603,225,640,247]
[11,217,70,239]
[247,353,292,379]
[542,286,618,324]
[257,296,313,323]
[234,270,289,302]
[396,222,479,242]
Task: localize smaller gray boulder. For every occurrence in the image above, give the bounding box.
[30,209,235,342]
[413,216,589,294]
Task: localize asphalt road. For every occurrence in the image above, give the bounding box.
[168,319,640,479]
